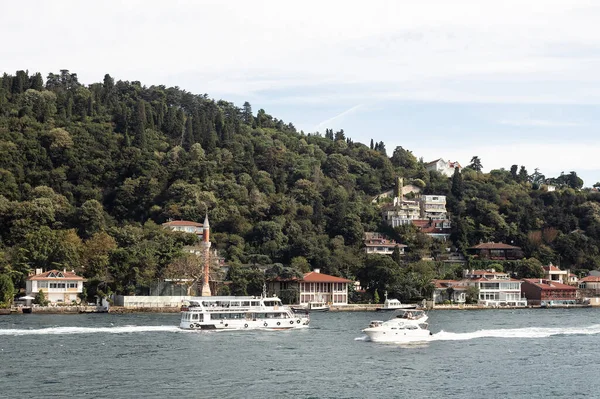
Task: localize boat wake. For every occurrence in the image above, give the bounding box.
[0,325,182,336]
[356,324,600,344]
[430,324,600,341]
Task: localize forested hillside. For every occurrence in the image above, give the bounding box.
[0,70,599,303]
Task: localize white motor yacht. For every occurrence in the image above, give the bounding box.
[363,309,432,343]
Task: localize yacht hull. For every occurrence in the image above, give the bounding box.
[363,327,431,343]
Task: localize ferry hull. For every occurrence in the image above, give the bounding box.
[180,317,310,331]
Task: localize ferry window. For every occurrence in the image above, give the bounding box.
[251,301,259,306]
[192,314,199,320]
[242,301,250,306]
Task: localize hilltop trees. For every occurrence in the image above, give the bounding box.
[1,68,600,303]
[468,156,482,172]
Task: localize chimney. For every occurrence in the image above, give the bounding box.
[35,268,42,276]
[313,268,321,274]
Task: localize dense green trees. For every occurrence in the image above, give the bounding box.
[0,69,599,304]
[0,273,14,307]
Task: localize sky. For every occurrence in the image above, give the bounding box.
[3,0,600,186]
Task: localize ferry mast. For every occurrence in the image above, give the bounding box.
[200,214,212,296]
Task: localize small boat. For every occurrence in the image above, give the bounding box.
[376,291,416,311]
[307,301,329,312]
[179,294,310,331]
[362,309,432,343]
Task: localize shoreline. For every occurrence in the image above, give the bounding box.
[3,303,595,315]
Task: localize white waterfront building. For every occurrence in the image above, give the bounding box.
[464,269,527,307]
[26,269,85,304]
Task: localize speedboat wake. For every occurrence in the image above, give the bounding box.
[0,325,181,336]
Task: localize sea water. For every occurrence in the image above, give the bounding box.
[1,309,599,398]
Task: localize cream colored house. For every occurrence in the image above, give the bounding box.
[542,264,568,284]
[26,269,85,303]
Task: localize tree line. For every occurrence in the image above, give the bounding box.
[0,69,599,306]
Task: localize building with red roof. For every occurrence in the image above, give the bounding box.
[432,268,527,307]
[424,158,462,177]
[162,219,207,240]
[432,280,469,304]
[521,279,577,306]
[542,263,569,284]
[26,269,85,304]
[579,275,600,292]
[268,269,353,306]
[467,242,524,260]
[363,232,406,255]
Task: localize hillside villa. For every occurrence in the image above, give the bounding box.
[424,158,462,177]
[363,232,406,255]
[467,242,524,260]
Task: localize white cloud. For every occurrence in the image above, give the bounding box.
[3,0,600,105]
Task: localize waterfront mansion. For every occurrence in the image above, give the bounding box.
[26,268,85,304]
[268,269,352,305]
[433,269,527,307]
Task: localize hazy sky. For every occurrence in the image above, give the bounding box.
[3,0,600,185]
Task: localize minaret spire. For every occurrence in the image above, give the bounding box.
[200,213,212,296]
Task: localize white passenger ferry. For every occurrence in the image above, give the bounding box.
[179,295,310,331]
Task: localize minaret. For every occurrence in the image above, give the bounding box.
[200,214,212,296]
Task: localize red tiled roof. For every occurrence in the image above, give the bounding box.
[580,276,600,283]
[469,242,521,250]
[543,264,562,272]
[522,279,576,290]
[27,270,84,281]
[470,269,506,275]
[302,272,352,283]
[163,220,204,227]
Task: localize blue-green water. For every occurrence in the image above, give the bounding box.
[1,309,600,398]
